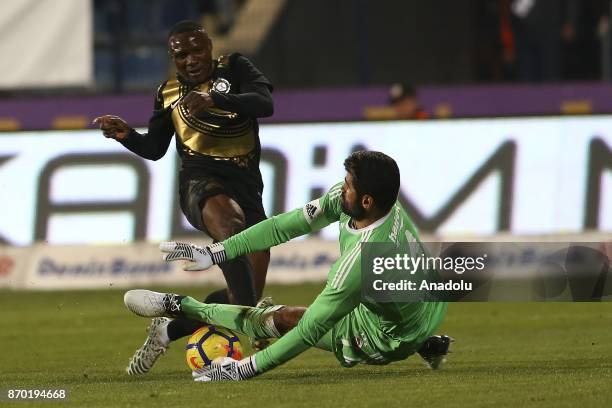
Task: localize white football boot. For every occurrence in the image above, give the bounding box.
[126,317,171,375]
[123,290,183,317]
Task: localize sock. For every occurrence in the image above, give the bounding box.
[204,288,230,304]
[181,296,283,340]
[217,255,257,306]
[165,273,254,342]
[165,255,256,341]
[166,318,204,341]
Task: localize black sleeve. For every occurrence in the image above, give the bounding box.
[209,82,274,118]
[209,55,274,118]
[119,82,176,161]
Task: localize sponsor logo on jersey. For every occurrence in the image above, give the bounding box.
[303,199,322,224]
[170,92,188,110]
[306,204,317,218]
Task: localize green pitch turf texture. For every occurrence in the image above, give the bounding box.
[1,284,611,408]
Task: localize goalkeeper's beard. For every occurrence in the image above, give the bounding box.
[341,195,367,221]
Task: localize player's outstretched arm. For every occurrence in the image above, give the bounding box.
[158,206,313,272]
[94,83,176,160]
[162,182,345,269]
[93,111,174,160]
[223,182,345,259]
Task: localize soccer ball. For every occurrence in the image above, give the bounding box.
[185,325,243,370]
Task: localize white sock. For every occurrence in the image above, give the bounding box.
[263,305,284,338]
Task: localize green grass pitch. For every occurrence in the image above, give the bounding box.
[1,284,611,407]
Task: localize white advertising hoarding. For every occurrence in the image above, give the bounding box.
[5,234,611,290]
[0,116,610,246]
[0,0,92,88]
[10,239,338,290]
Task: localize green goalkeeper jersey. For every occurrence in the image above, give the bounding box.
[223,182,447,372]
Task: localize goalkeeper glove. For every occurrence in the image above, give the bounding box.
[192,356,258,382]
[159,241,227,271]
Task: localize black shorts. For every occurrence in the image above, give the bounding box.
[179,173,267,234]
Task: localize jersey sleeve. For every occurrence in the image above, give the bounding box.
[232,54,273,90]
[209,55,274,117]
[309,181,344,227]
[119,82,175,160]
[209,81,273,118]
[254,248,363,373]
[223,182,345,259]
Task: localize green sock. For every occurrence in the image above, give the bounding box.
[180,296,281,340]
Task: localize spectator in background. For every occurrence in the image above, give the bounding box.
[510,0,578,82]
[471,0,513,82]
[389,83,429,120]
[199,0,241,35]
[561,0,610,80]
[472,0,609,82]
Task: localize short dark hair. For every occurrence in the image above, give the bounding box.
[344,151,400,213]
[167,20,206,39]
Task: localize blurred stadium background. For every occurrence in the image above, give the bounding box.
[0,1,611,406]
[0,0,610,288]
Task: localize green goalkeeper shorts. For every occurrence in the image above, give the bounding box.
[316,303,443,368]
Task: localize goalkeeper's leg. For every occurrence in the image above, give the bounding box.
[124,290,334,350]
[180,296,306,340]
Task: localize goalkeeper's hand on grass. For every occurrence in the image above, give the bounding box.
[192,356,258,382]
[159,241,227,271]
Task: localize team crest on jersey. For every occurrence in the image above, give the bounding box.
[212,78,231,94]
[354,333,370,350]
[303,199,322,224]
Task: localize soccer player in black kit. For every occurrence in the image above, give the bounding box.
[93,20,273,375]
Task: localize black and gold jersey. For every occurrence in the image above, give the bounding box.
[158,54,267,161]
[161,76,257,159]
[121,53,273,190]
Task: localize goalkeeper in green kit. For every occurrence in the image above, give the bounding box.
[124,151,450,381]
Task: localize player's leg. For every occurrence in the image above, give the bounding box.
[239,192,270,300]
[238,195,272,349]
[195,229,269,304]
[182,297,307,340]
[330,303,452,369]
[182,298,336,352]
[200,193,257,306]
[195,187,272,350]
[248,250,270,299]
[125,178,260,375]
[165,179,259,343]
[125,290,304,340]
[200,179,272,308]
